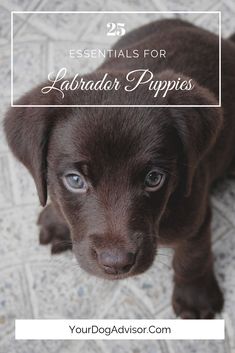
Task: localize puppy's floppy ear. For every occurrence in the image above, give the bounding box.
[4,84,63,206]
[162,71,223,196]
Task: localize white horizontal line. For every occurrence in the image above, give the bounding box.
[12,105,221,108]
[12,11,221,14]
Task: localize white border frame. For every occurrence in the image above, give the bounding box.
[11,11,221,108]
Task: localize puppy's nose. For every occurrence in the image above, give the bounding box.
[97,249,136,275]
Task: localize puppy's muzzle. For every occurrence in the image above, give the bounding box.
[93,247,136,275]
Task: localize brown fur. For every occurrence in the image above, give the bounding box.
[4,19,235,318]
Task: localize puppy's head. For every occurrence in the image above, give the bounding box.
[4,71,222,279]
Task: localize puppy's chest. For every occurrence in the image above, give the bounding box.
[159,211,196,245]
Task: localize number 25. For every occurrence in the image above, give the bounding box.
[107,23,126,36]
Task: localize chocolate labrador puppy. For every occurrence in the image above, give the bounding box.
[4,19,235,319]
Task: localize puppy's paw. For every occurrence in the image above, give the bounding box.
[172,274,224,319]
[37,205,72,254]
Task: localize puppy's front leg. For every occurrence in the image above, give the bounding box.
[38,204,72,254]
[172,208,223,319]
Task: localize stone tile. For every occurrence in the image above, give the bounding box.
[0,96,10,153]
[14,20,49,42]
[73,341,107,353]
[43,340,80,353]
[0,339,56,353]
[0,7,12,45]
[213,229,235,329]
[0,205,41,258]
[22,12,91,41]
[1,0,38,11]
[211,206,233,243]
[152,0,215,11]
[212,178,235,215]
[37,0,105,12]
[7,155,38,206]
[195,12,220,35]
[0,127,8,154]
[24,258,118,319]
[209,0,235,37]
[0,45,11,97]
[0,154,14,208]
[0,267,32,341]
[103,285,153,319]
[1,339,73,353]
[96,339,166,353]
[13,41,47,99]
[130,249,174,317]
[0,7,25,46]
[166,340,228,353]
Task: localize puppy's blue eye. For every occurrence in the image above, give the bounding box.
[144,170,165,191]
[63,173,87,193]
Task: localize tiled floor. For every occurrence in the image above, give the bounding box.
[0,0,235,352]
